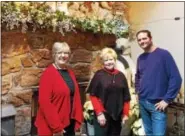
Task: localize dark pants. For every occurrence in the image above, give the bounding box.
[93,113,122,136]
[63,119,75,136]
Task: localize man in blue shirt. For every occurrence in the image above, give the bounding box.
[135,29,182,135]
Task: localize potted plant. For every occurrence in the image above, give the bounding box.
[83,101,95,136]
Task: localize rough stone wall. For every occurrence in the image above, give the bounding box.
[1,29,116,135]
[167,107,184,136]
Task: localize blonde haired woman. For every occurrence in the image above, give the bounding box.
[87,47,131,136]
[35,42,83,136]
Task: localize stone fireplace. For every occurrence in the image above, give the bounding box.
[1,29,116,135]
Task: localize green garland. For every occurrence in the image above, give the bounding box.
[1,2,129,38]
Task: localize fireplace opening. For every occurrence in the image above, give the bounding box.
[31,88,39,135]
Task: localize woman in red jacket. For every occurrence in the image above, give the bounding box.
[35,42,83,136]
[87,47,131,136]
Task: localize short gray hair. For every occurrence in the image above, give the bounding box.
[52,42,71,59]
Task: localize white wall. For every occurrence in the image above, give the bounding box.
[128,2,184,81]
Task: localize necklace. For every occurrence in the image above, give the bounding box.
[54,63,67,70]
[54,63,61,69]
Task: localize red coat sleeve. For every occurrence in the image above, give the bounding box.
[38,70,63,133]
[122,101,130,117]
[90,96,105,115]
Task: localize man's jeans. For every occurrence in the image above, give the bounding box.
[139,100,167,136]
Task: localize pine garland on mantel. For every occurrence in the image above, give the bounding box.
[1,2,129,38]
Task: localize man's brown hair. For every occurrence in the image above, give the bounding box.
[136,30,152,39]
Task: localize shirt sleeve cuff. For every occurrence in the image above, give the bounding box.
[163,99,171,104]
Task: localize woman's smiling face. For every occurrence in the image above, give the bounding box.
[54,50,70,65]
[103,55,115,70]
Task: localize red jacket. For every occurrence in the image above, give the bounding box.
[35,64,83,134]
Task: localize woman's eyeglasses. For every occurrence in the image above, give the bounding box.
[55,51,70,55]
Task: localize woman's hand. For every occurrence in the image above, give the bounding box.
[97,113,106,126]
[122,115,129,125]
[53,131,62,136]
[53,130,66,136]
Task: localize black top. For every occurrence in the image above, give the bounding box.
[58,69,75,109]
[87,69,131,120]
